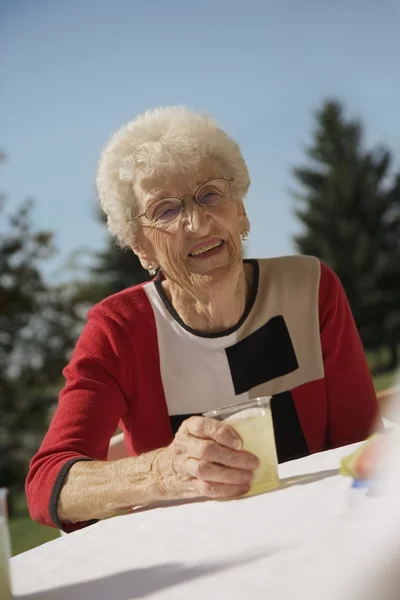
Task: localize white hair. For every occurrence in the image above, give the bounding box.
[96,106,250,248]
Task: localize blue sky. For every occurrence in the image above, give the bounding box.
[1,0,400,279]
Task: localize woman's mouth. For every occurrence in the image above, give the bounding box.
[188,239,224,258]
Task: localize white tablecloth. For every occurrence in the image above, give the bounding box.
[11,444,369,599]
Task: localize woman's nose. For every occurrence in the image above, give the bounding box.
[183,200,212,235]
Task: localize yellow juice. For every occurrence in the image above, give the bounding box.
[227,407,279,496]
[0,517,12,600]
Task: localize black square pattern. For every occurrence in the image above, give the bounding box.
[225,315,299,395]
[271,390,309,463]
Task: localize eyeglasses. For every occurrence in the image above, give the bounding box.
[137,178,232,224]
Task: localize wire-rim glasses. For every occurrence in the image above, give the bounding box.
[137,178,232,224]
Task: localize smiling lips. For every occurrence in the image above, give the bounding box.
[188,238,224,257]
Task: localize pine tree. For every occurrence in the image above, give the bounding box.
[0,199,83,504]
[91,238,150,298]
[293,100,400,370]
[0,153,84,504]
[80,208,150,304]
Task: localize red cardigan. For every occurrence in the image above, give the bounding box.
[26,257,380,531]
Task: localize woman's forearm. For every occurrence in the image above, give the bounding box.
[57,450,164,524]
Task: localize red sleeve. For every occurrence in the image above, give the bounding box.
[25,304,129,532]
[319,262,381,448]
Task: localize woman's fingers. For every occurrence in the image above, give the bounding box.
[183,457,254,486]
[195,480,251,499]
[167,415,260,500]
[183,416,243,451]
[186,437,259,472]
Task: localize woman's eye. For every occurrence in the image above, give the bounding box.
[198,189,221,204]
[152,202,181,221]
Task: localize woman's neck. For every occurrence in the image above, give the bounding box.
[162,263,254,334]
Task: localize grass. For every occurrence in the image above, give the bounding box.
[8,361,398,556]
[366,346,398,399]
[372,370,397,394]
[9,494,59,556]
[9,510,59,556]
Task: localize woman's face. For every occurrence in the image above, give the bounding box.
[132,163,250,288]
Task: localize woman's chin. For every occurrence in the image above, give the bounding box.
[186,254,241,280]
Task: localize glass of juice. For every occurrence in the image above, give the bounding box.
[203,397,280,496]
[0,489,12,600]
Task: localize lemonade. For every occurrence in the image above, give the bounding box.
[0,489,12,600]
[226,406,280,496]
[0,517,12,600]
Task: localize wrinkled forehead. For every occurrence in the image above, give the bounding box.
[134,160,226,209]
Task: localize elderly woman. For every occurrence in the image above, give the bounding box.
[26,107,380,532]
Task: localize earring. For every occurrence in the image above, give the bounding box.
[148,265,157,276]
[241,231,249,241]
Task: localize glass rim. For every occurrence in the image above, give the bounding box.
[203,396,271,418]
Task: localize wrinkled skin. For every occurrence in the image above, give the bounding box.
[152,416,259,500]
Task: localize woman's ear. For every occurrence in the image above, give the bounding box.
[239,202,250,235]
[243,213,250,235]
[131,238,158,272]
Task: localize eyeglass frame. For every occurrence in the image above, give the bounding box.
[136,177,233,224]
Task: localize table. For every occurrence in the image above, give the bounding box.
[11,443,366,599]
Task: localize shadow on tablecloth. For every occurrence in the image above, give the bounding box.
[278,468,339,489]
[130,469,340,514]
[15,544,284,600]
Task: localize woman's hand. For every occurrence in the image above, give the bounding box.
[151,416,260,500]
[55,416,259,525]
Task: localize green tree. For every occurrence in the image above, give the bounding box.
[0,181,83,506]
[293,100,400,370]
[72,209,150,305]
[91,238,150,299]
